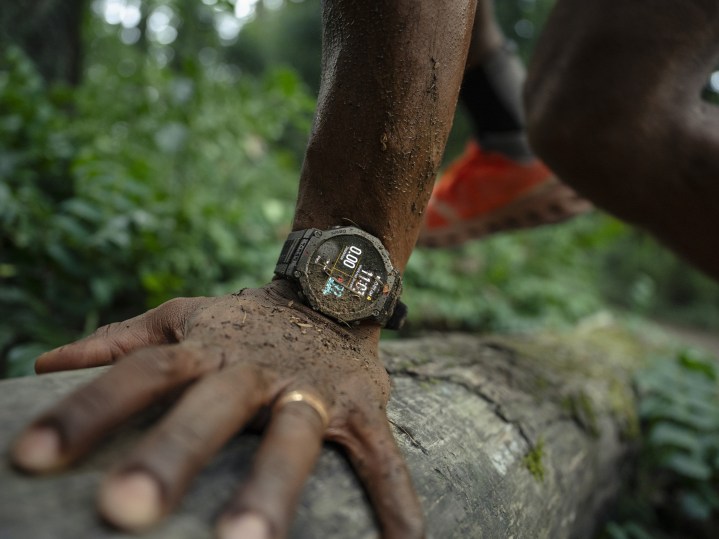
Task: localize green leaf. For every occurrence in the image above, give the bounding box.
[153,122,188,154]
[660,453,712,481]
[603,522,630,539]
[7,343,50,378]
[678,348,717,380]
[678,491,713,521]
[648,423,703,454]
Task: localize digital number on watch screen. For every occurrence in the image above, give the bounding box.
[309,236,387,305]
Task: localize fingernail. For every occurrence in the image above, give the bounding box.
[217,513,270,539]
[99,472,162,531]
[12,426,61,471]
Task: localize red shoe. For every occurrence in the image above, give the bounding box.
[418,141,592,247]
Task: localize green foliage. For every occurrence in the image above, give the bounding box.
[404,208,719,336]
[404,212,624,333]
[599,230,719,329]
[0,42,314,376]
[230,0,322,94]
[0,46,80,373]
[495,0,557,63]
[603,349,719,539]
[3,0,718,380]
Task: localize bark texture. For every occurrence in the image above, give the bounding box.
[0,0,86,85]
[0,326,647,539]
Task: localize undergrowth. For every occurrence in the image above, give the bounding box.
[602,349,719,539]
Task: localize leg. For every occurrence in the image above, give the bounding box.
[462,0,533,160]
[419,0,591,247]
[526,0,719,277]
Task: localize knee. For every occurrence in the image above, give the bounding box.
[524,74,609,183]
[523,70,713,238]
[524,72,655,211]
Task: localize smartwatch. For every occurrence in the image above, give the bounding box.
[274,226,407,329]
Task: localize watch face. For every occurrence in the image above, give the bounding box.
[300,232,394,323]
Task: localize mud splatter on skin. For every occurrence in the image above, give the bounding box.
[185,281,388,412]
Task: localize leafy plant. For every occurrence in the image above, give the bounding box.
[0,43,314,377]
[403,212,626,333]
[602,349,719,539]
[4,0,719,384]
[599,229,719,329]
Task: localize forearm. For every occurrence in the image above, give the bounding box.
[293,0,475,272]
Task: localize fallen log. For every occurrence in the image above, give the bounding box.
[0,323,650,539]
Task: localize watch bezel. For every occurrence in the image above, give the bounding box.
[294,227,401,325]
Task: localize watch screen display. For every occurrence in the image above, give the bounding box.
[306,235,388,313]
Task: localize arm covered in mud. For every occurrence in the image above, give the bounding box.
[10,1,475,537]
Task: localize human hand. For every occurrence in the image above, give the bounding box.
[10,280,424,539]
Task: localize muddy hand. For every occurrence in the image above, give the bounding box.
[10,280,424,539]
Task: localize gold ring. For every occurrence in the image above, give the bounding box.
[274,390,329,430]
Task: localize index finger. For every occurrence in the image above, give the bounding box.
[35,297,208,373]
[12,343,209,473]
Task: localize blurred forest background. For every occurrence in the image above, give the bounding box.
[2,0,719,378]
[2,3,719,536]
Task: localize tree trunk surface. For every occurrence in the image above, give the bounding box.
[0,324,650,539]
[0,0,86,85]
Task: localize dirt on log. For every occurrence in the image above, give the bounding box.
[0,323,651,539]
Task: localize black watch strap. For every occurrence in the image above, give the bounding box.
[385,300,408,330]
[274,229,319,278]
